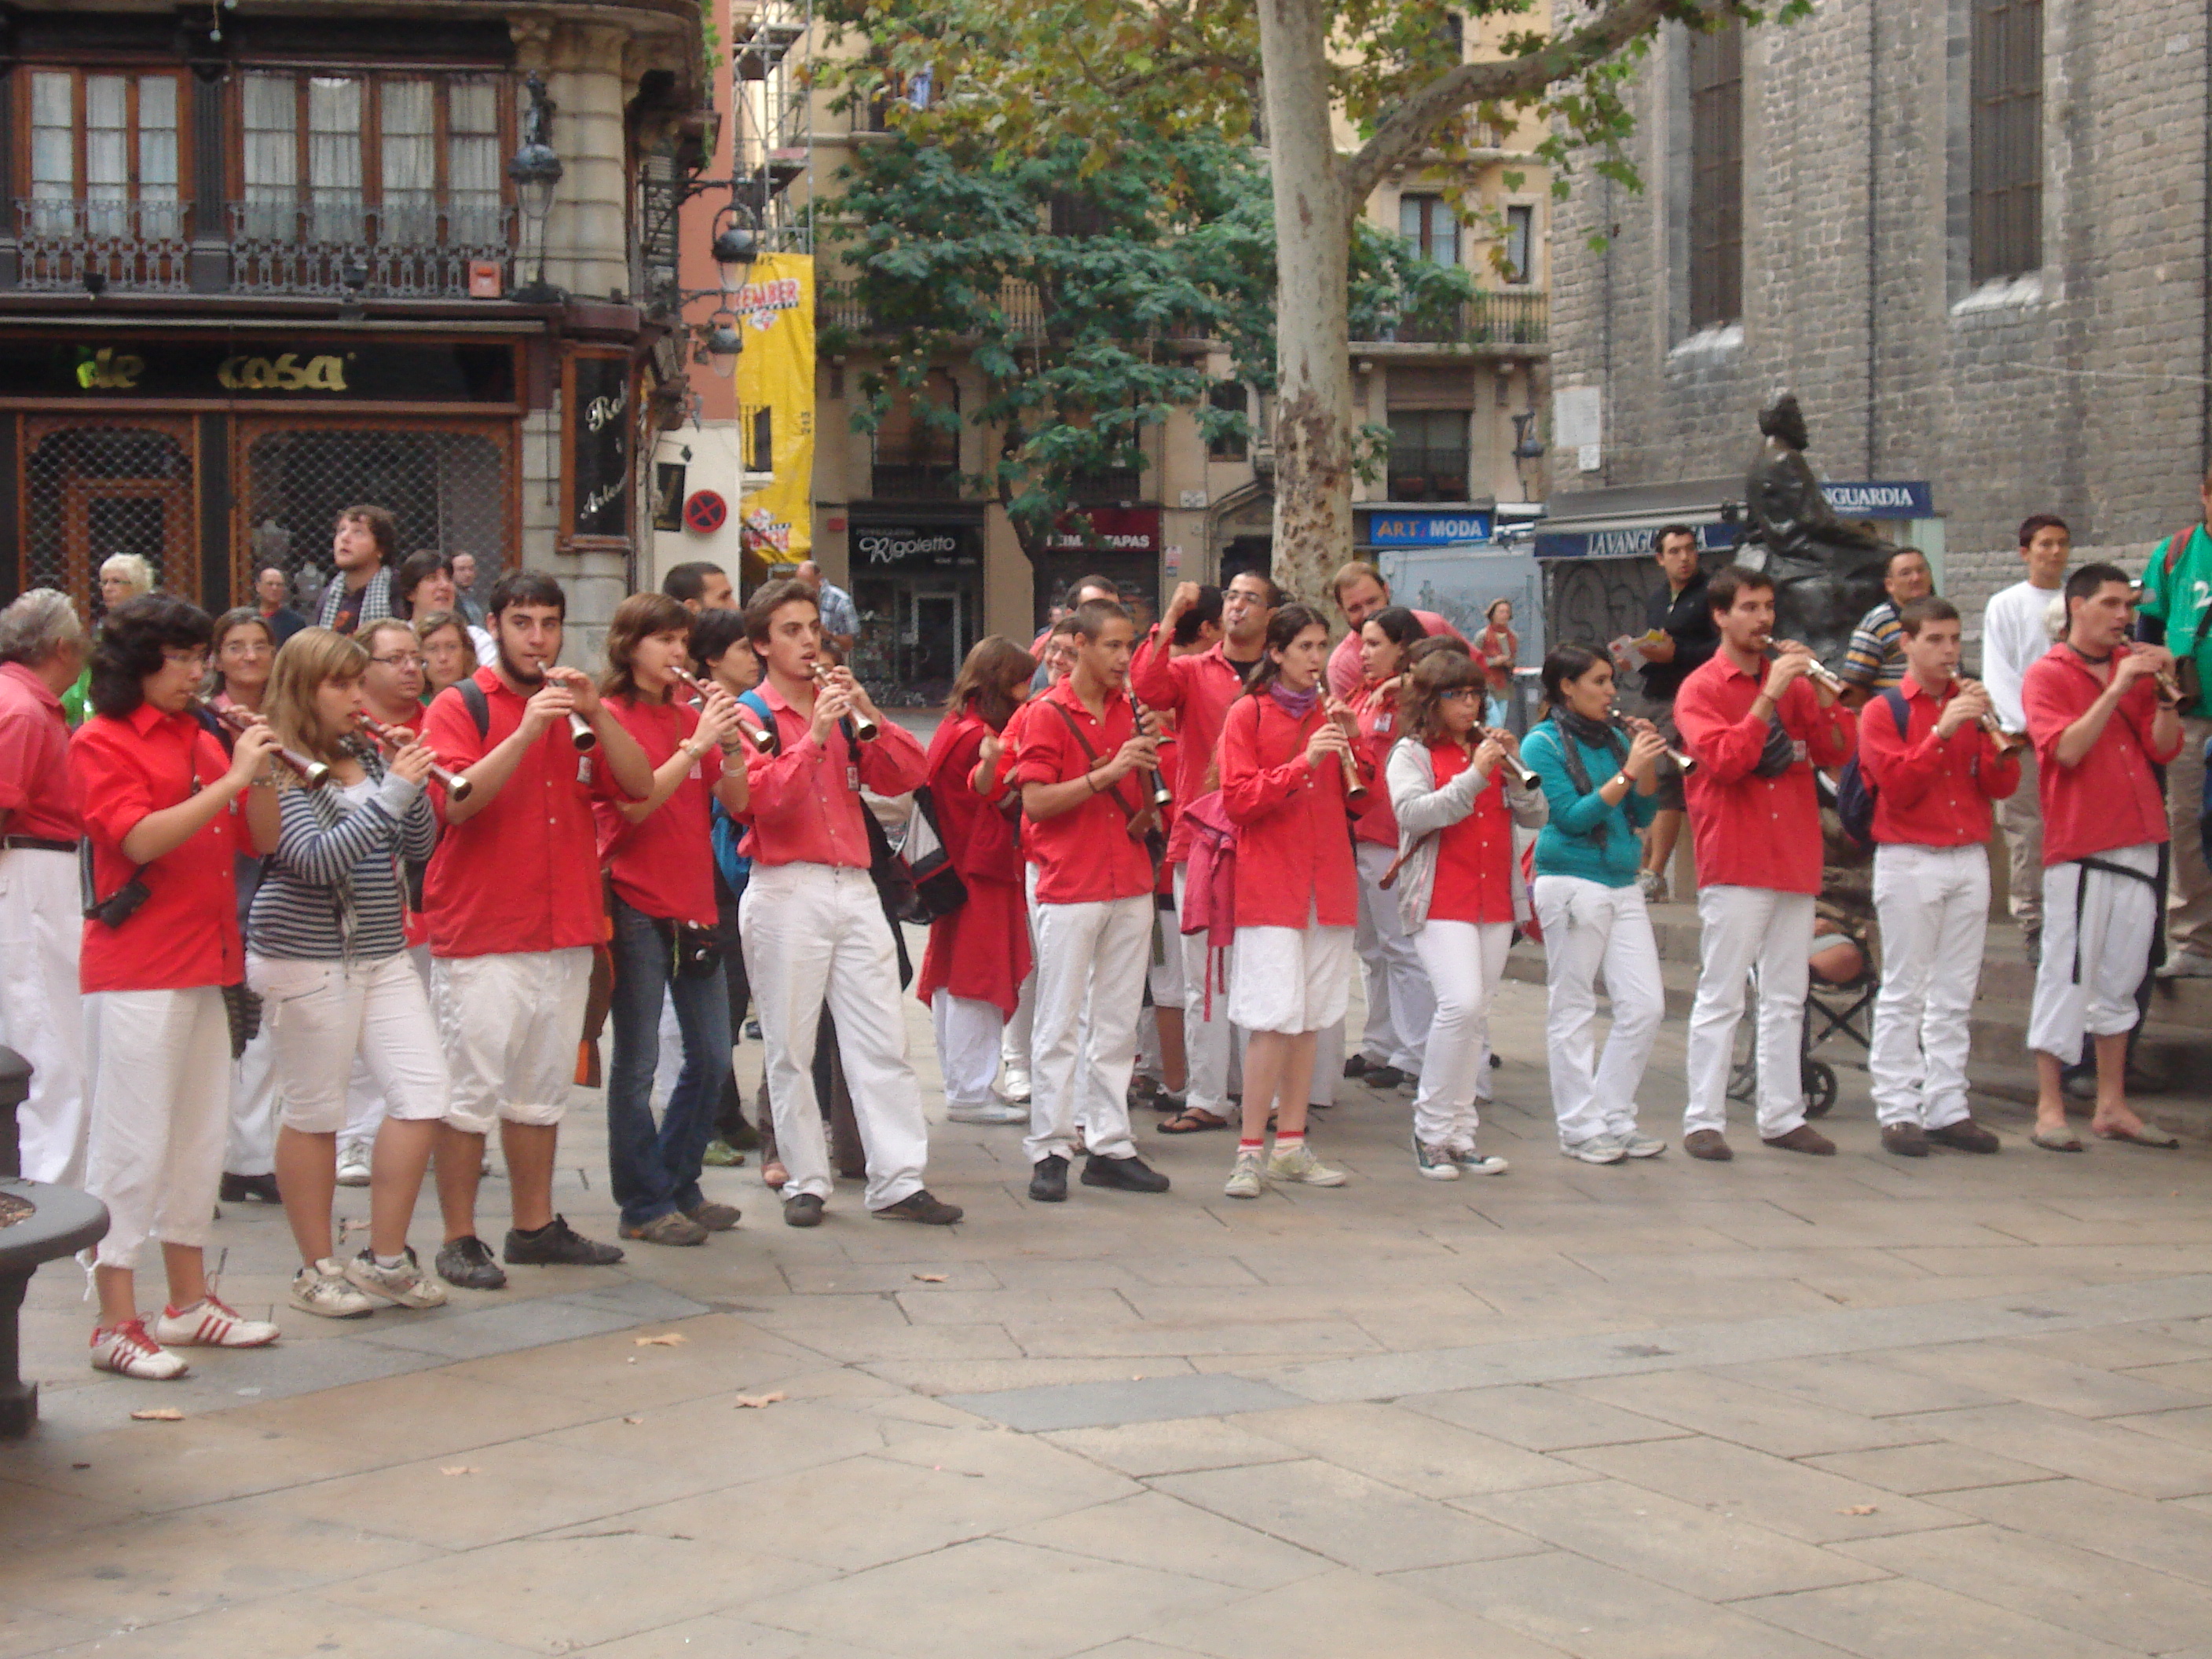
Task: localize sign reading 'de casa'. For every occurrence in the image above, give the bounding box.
[0,339,518,402]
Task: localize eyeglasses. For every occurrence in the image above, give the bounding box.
[1440,687,1481,702]
[160,649,210,672]
[372,654,426,670]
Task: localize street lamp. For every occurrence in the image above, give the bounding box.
[509,71,565,304]
[702,310,742,377]
[711,207,759,298]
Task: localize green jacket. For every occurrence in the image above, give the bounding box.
[2142,524,2212,716]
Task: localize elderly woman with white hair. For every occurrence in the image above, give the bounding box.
[60,555,159,727]
[0,589,91,1184]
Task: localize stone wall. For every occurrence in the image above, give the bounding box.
[1549,0,2210,566]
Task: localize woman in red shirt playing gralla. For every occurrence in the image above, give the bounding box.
[1215,605,1371,1199]
[70,597,286,1379]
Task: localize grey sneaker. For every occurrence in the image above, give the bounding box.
[1223,1147,1265,1199]
[1615,1130,1668,1159]
[1560,1134,1626,1165]
[1412,1136,1462,1181]
[1637,869,1668,903]
[1451,1144,1511,1176]
[947,1100,1028,1125]
[1268,1141,1346,1187]
[292,1259,375,1319]
[344,1246,449,1309]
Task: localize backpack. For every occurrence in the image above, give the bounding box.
[1834,689,1909,848]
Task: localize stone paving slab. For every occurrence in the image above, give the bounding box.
[3,967,2212,1655]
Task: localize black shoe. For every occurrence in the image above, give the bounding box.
[871,1188,964,1225]
[744,1018,763,1042]
[1082,1152,1170,1193]
[723,1118,761,1152]
[784,1192,825,1228]
[1029,1154,1069,1203]
[1364,1065,1406,1090]
[1880,1122,1930,1158]
[1489,1052,1502,1069]
[503,1214,624,1267]
[1343,1054,1372,1079]
[2024,925,2042,969]
[219,1171,281,1204]
[434,1234,508,1290]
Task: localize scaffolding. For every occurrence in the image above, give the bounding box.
[731,0,812,255]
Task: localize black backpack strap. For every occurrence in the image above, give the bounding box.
[458,676,491,742]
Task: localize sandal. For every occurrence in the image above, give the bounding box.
[2029,1128,2084,1153]
[1159,1108,1229,1134]
[2093,1123,2181,1148]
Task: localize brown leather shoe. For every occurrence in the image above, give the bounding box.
[1763,1123,1837,1155]
[1880,1122,1929,1158]
[1926,1118,2001,1154]
[1683,1130,1734,1161]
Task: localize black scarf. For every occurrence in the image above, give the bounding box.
[1551,709,1627,850]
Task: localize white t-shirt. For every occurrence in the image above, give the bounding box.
[1980,578,2062,732]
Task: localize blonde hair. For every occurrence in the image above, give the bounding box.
[265,626,370,767]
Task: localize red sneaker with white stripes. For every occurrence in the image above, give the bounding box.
[152,1295,280,1349]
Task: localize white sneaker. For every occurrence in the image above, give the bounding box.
[1615,1130,1668,1159]
[1451,1144,1511,1176]
[152,1295,280,1348]
[947,1101,1028,1125]
[89,1318,189,1380]
[292,1260,375,1319]
[1413,1137,1462,1180]
[1561,1134,1627,1165]
[2158,949,2212,979]
[1268,1141,1347,1187]
[335,1141,372,1186]
[1637,869,1668,903]
[344,1246,449,1310]
[1223,1148,1265,1199]
[999,1069,1033,1104]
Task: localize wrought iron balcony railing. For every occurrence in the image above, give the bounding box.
[1385,446,1474,502]
[870,463,965,500]
[5,196,515,300]
[1360,290,1549,348]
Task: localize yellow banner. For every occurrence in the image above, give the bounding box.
[734,251,815,562]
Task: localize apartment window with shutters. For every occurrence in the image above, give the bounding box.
[1399,193,1460,267]
[1971,0,2042,283]
[1207,382,1249,461]
[22,70,185,237]
[1502,203,1535,284]
[1686,23,1743,330]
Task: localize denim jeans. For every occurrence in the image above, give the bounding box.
[608,895,731,1228]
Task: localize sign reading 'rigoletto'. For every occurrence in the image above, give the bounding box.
[0,339,518,402]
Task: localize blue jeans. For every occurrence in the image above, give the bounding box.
[607,895,731,1229]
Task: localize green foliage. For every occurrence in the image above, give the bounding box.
[826,128,1276,548]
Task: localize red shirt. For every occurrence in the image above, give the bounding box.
[1218,693,1361,928]
[1127,631,1260,861]
[925,709,1023,886]
[1857,676,2020,848]
[1350,680,1405,848]
[1327,609,1462,699]
[1007,678,1155,904]
[422,668,622,958]
[0,661,79,841]
[1424,742,1518,925]
[595,693,721,927]
[2023,643,2181,866]
[740,679,928,869]
[71,703,243,992]
[1675,653,1857,895]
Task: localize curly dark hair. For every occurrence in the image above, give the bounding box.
[87,595,213,720]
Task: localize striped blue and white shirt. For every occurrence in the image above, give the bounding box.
[247,752,436,961]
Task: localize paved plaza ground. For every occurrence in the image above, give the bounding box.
[5,950,2212,1658]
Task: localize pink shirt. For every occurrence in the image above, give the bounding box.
[1327,609,1462,699]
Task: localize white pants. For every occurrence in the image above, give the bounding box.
[932,991,1005,1108]
[225,1027,278,1177]
[1870,844,1987,1130]
[2028,844,2160,1059]
[1410,918,1511,1147]
[250,951,452,1133]
[84,987,229,1269]
[1353,841,1432,1073]
[742,862,928,1207]
[1174,864,1242,1115]
[1533,876,1664,1145]
[431,947,591,1136]
[1027,895,1151,1163]
[0,847,86,1186]
[1998,746,2043,927]
[1686,885,1815,1139]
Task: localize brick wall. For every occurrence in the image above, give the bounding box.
[1550,0,2209,576]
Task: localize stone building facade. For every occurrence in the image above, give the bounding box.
[1547,0,2210,637]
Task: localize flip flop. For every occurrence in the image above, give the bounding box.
[2030,1129,2084,1152]
[1159,1108,1229,1135]
[2093,1124,2181,1149]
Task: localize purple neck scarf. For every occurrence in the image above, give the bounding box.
[1269,683,1320,720]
